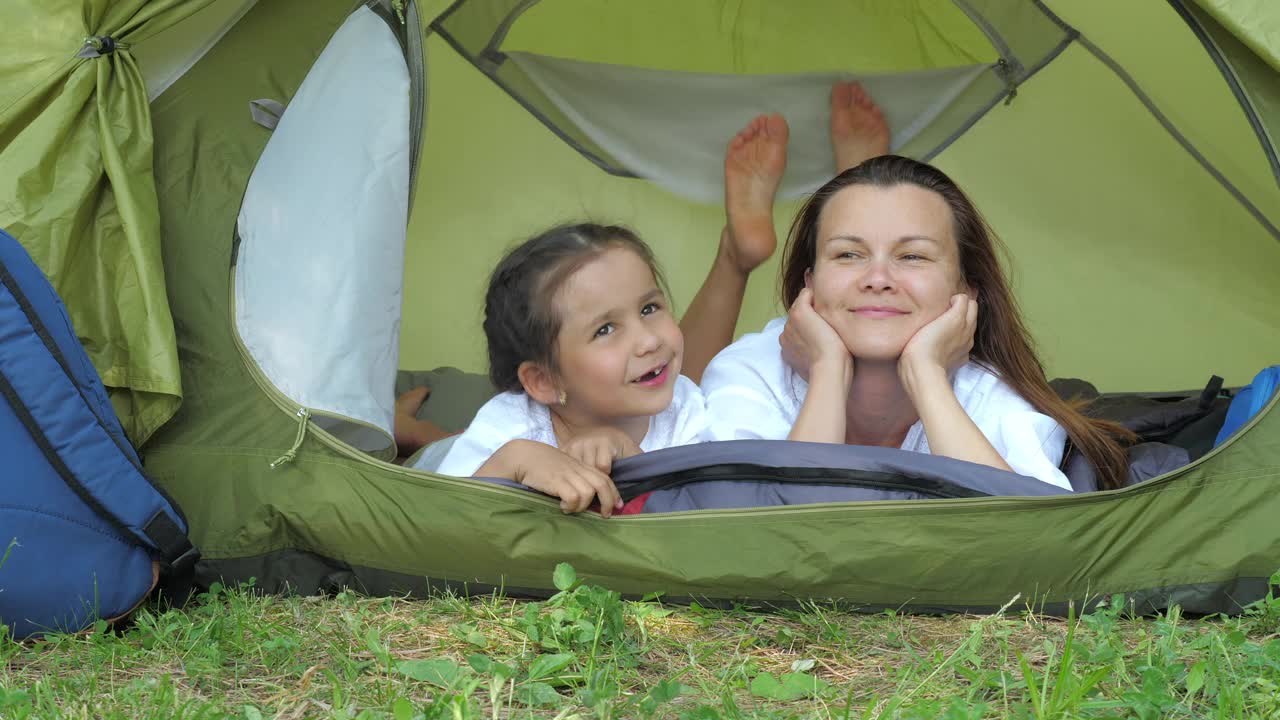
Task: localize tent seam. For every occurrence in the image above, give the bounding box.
[1163,0,1280,191]
[0,56,83,119]
[428,20,636,178]
[949,0,1022,75]
[479,0,540,63]
[1075,35,1280,243]
[922,34,1075,164]
[1028,0,1075,35]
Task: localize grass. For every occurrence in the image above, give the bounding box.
[3,566,1280,719]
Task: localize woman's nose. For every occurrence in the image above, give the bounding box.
[859,258,896,291]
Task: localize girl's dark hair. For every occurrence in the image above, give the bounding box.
[484,222,666,393]
[780,155,1136,489]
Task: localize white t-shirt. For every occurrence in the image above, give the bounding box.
[426,374,709,477]
[701,317,1072,490]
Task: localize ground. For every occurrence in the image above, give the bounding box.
[3,565,1280,719]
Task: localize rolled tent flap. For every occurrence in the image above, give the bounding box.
[0,0,215,446]
[509,52,989,203]
[234,6,411,458]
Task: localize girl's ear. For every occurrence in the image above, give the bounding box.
[518,361,559,406]
[803,267,814,290]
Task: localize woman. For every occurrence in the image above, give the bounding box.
[701,155,1135,490]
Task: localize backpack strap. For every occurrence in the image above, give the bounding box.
[0,239,199,580]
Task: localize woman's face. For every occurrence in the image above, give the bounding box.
[808,183,968,361]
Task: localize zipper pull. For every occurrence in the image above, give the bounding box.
[996,58,1019,106]
[270,408,312,469]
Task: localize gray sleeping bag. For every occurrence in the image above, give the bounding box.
[475,440,1071,512]
[407,368,1196,501]
[615,441,1068,512]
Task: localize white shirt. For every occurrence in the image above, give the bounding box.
[427,374,709,477]
[701,317,1071,490]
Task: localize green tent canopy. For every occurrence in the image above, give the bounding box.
[2,0,1278,612]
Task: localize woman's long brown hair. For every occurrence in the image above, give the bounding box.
[780,155,1135,489]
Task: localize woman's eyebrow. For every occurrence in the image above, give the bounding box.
[824,234,865,245]
[898,235,939,245]
[824,235,939,246]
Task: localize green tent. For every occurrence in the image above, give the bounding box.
[2,0,1278,613]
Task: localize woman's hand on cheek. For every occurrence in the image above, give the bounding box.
[783,288,850,380]
[899,294,977,385]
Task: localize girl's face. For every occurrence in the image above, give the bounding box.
[809,183,968,361]
[549,246,683,423]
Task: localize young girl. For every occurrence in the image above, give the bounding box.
[424,224,708,516]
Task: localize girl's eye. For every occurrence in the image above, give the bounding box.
[593,323,614,339]
[902,254,925,261]
[641,302,661,316]
[836,251,860,260]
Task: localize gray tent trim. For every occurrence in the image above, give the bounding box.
[360,0,427,196]
[480,0,539,66]
[920,37,1075,163]
[953,0,1024,76]
[406,0,426,198]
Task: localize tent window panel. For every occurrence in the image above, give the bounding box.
[433,0,1074,200]
[506,51,991,203]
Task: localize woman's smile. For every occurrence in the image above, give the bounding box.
[851,306,909,318]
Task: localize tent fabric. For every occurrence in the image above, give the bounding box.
[404,4,1280,392]
[0,0,216,446]
[1174,0,1280,189]
[4,0,1280,616]
[609,440,1069,513]
[150,383,1280,614]
[1044,1,1280,232]
[432,0,1077,178]
[1191,0,1280,73]
[509,52,989,203]
[235,5,410,457]
[132,0,259,102]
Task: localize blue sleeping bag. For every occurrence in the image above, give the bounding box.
[0,229,197,639]
[1215,366,1280,447]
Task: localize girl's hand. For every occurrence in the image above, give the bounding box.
[899,294,977,385]
[497,440,624,517]
[782,288,851,380]
[561,427,643,475]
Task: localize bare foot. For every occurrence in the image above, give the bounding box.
[723,113,788,274]
[830,81,890,174]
